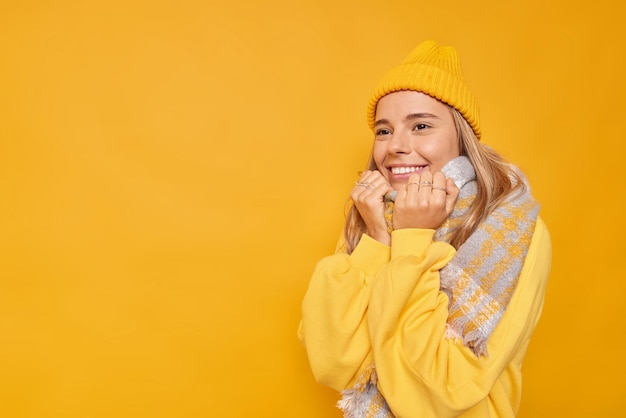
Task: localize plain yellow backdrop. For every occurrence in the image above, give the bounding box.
[1,0,624,416]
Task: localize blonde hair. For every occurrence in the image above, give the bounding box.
[343,107,525,253]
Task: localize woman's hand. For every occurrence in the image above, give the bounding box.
[393,171,459,230]
[351,170,394,245]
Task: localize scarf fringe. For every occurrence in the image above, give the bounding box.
[338,366,392,418]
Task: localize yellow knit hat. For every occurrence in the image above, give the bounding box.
[367,40,481,139]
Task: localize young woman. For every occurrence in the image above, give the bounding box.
[298,41,552,417]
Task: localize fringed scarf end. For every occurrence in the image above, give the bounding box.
[464,334,489,357]
[445,323,490,357]
[337,365,389,418]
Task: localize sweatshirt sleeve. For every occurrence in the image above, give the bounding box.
[368,219,551,417]
[298,234,390,392]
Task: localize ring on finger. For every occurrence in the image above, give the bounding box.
[407,182,420,186]
[366,183,377,192]
[419,181,433,188]
[432,186,446,192]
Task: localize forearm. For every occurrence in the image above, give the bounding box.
[299,234,390,391]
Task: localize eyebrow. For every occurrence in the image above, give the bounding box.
[374,113,440,127]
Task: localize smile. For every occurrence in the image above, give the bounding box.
[390,166,426,175]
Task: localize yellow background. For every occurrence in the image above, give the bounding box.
[1,0,624,416]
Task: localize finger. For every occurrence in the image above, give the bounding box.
[431,172,446,190]
[370,180,393,196]
[355,170,373,187]
[356,170,387,190]
[418,171,433,185]
[362,171,383,191]
[353,170,374,198]
[444,178,460,215]
[404,173,422,204]
[431,172,448,204]
[395,178,409,203]
[353,172,392,204]
[416,171,433,204]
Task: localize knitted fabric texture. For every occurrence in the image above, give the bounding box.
[338,156,539,417]
[367,40,481,139]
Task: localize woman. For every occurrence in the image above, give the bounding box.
[298,40,552,417]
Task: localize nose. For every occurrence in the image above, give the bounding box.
[388,131,411,154]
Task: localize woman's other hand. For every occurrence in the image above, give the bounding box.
[392,171,459,230]
[351,170,394,245]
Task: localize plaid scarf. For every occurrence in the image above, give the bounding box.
[338,156,539,417]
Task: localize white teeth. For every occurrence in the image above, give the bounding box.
[391,166,422,174]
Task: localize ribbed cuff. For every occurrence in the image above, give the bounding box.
[349,234,390,276]
[391,229,436,259]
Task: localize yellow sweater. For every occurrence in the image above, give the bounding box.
[299,218,551,417]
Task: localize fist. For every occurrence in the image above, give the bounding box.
[392,171,459,230]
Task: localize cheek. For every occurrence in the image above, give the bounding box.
[434,147,459,171]
[428,135,459,160]
[372,143,386,169]
[446,137,461,160]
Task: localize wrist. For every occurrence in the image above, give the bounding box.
[368,229,391,246]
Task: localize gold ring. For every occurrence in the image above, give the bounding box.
[407,182,420,186]
[419,181,433,187]
[432,186,446,191]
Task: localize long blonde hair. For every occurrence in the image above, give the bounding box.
[343,107,525,253]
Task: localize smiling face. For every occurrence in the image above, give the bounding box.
[372,91,460,190]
